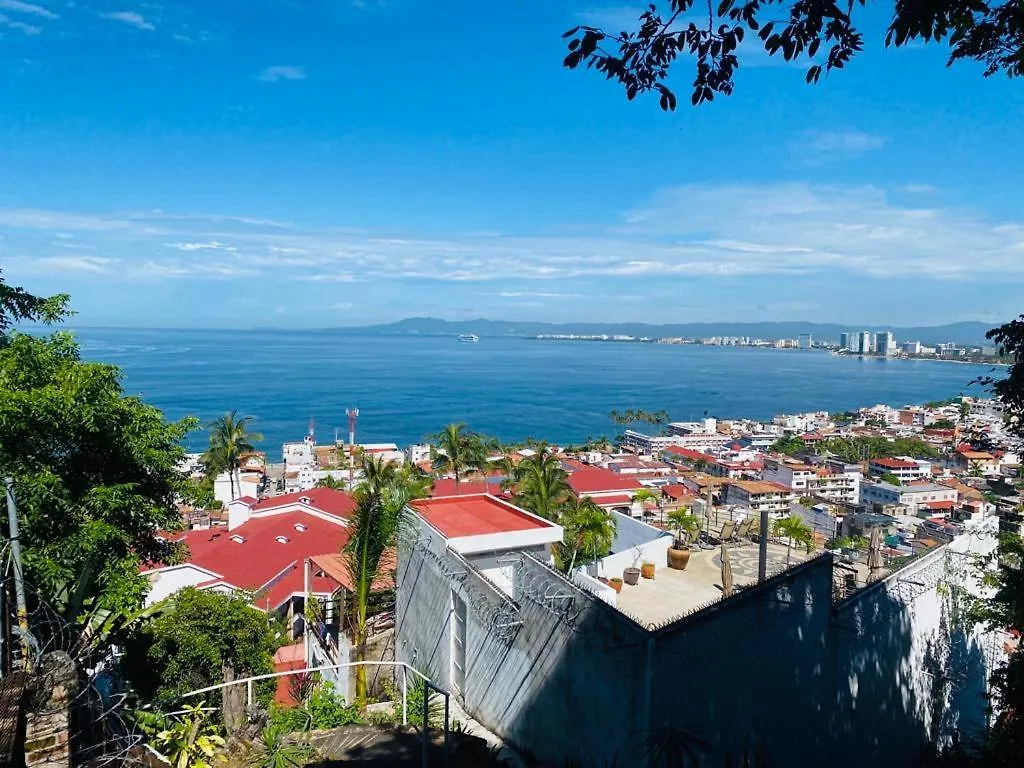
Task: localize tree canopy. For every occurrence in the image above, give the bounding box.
[0,286,197,621]
[122,587,281,708]
[562,0,1024,109]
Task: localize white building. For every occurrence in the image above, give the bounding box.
[858,330,874,354]
[902,340,922,355]
[406,443,432,464]
[859,481,957,515]
[798,334,812,349]
[621,430,680,455]
[867,457,931,483]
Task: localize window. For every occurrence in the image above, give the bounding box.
[294,523,307,532]
[230,535,246,544]
[275,535,289,543]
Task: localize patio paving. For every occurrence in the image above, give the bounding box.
[613,542,808,627]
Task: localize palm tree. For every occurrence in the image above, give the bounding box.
[343,468,425,707]
[430,423,486,494]
[203,410,262,500]
[772,515,814,565]
[558,496,617,573]
[632,488,658,518]
[510,446,571,521]
[666,509,700,548]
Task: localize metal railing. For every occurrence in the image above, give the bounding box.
[179,660,452,766]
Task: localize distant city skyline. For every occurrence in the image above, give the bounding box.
[1,2,1022,328]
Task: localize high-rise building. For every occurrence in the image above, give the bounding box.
[798,333,812,349]
[902,340,921,355]
[858,330,874,354]
[840,332,852,351]
[876,331,895,356]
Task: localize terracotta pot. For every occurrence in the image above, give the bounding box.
[641,562,656,580]
[623,567,641,586]
[667,547,691,571]
[608,578,623,593]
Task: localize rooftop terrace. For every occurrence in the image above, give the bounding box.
[612,542,810,627]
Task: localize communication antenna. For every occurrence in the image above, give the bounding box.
[346,408,359,486]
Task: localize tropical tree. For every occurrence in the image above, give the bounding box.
[121,588,281,710]
[509,446,571,521]
[0,289,199,627]
[770,436,806,456]
[666,509,701,548]
[562,2,1024,110]
[343,466,425,706]
[632,487,659,518]
[203,411,263,500]
[879,472,902,486]
[430,422,487,494]
[557,496,617,573]
[772,515,814,566]
[315,475,346,490]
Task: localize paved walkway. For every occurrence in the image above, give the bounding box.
[614,542,808,627]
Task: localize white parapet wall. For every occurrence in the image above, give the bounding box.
[571,569,617,606]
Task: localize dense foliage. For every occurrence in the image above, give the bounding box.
[817,435,940,462]
[430,422,487,491]
[509,446,572,521]
[770,435,806,455]
[562,1,1024,109]
[344,456,426,706]
[0,286,197,622]
[202,410,262,500]
[122,588,281,707]
[556,495,617,572]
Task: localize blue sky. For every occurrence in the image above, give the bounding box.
[1,1,1022,328]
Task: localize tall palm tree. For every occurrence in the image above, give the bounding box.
[203,411,262,500]
[632,488,658,518]
[343,468,425,707]
[772,515,814,565]
[510,446,571,521]
[430,423,486,494]
[558,496,617,573]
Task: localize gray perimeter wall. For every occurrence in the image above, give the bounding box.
[396,523,996,767]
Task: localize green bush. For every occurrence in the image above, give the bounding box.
[306,681,363,729]
[267,680,363,732]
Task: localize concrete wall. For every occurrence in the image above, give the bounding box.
[396,517,1001,767]
[144,565,213,606]
[571,569,616,606]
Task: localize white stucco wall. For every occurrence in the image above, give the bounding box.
[144,565,217,606]
[592,535,673,579]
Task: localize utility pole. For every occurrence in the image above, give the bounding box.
[4,478,30,666]
[346,408,359,488]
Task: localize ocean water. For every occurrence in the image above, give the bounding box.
[70,327,995,453]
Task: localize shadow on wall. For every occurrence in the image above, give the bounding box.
[510,555,990,767]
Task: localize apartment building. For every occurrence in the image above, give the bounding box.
[762,457,856,502]
[859,481,958,515]
[721,480,794,515]
[868,457,930,483]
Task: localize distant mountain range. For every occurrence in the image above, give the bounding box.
[331,317,995,345]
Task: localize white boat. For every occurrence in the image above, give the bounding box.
[458,334,479,343]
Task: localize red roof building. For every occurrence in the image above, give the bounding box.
[143,488,357,613]
[564,465,645,498]
[411,494,562,554]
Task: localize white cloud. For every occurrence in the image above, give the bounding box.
[1,183,1023,290]
[169,241,238,252]
[100,11,155,31]
[797,129,890,161]
[256,66,306,83]
[0,1,56,19]
[0,12,40,33]
[36,256,114,273]
[332,302,353,309]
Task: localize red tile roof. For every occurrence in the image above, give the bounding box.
[429,477,506,497]
[662,446,716,462]
[412,494,554,538]
[871,458,920,470]
[250,488,357,519]
[566,466,645,495]
[156,511,349,611]
[592,493,635,506]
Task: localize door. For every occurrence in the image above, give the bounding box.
[451,590,467,696]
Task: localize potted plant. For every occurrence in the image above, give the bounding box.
[623,547,643,585]
[641,560,656,580]
[666,509,701,570]
[608,577,623,593]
